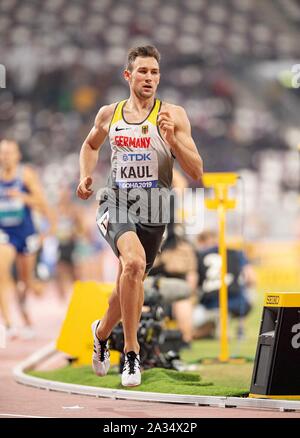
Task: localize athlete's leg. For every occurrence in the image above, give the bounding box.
[96,260,123,341]
[117,231,146,354]
[15,252,37,326]
[135,224,165,324]
[0,243,16,327]
[137,279,145,322]
[96,260,146,342]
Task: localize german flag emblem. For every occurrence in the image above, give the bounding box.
[142,125,148,135]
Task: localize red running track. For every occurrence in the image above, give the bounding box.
[0,284,299,418]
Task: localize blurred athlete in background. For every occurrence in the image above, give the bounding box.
[55,186,85,300]
[0,139,55,339]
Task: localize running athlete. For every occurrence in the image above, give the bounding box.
[55,186,85,300]
[0,139,55,339]
[77,46,203,386]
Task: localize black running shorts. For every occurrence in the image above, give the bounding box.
[96,195,166,274]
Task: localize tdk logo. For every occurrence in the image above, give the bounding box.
[123,153,151,161]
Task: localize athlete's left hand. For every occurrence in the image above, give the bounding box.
[157,111,176,147]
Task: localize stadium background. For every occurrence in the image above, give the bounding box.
[1,0,300,420]
[1,0,300,305]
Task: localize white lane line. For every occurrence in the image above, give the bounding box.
[0,413,54,418]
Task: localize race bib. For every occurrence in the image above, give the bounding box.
[0,198,25,226]
[97,210,109,236]
[116,151,158,189]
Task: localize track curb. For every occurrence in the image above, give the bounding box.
[13,343,300,412]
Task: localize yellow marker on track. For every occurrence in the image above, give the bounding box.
[56,281,120,366]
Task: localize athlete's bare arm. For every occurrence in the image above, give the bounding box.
[77,104,115,200]
[6,166,46,209]
[24,166,56,235]
[157,104,203,184]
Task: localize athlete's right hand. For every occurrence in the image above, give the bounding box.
[76,176,94,200]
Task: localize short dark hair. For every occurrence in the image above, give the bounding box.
[126,45,161,71]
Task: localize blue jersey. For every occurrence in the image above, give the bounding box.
[0,166,38,253]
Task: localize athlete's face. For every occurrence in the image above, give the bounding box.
[124,57,160,99]
[0,140,21,169]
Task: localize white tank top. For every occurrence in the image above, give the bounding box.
[107,98,174,190]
